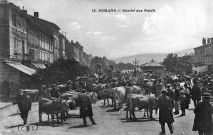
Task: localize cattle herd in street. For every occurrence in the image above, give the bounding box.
[19,70,213,126]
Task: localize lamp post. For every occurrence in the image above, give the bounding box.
[133,59,139,76]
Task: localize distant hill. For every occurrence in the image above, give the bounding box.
[176,48,194,57]
[112,53,168,64]
[111,48,194,64]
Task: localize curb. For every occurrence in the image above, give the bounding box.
[0,103,13,110]
[0,102,38,111]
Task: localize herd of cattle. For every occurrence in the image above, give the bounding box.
[20,83,159,125]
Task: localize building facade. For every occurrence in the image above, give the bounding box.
[65,40,92,67]
[0,1,92,94]
[0,2,60,87]
[65,40,75,59]
[59,32,66,59]
[193,38,213,72]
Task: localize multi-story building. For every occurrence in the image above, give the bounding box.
[27,13,56,68]
[0,2,33,84]
[65,40,92,67]
[0,1,60,86]
[0,1,92,92]
[193,38,213,72]
[59,32,66,59]
[65,40,75,59]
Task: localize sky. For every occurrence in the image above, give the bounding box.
[9,0,213,59]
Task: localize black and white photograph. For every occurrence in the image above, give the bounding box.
[0,0,213,135]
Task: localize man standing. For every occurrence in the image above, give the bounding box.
[191,81,201,107]
[158,88,174,134]
[173,83,180,115]
[39,85,49,98]
[78,90,96,126]
[154,80,163,98]
[17,89,32,125]
[50,84,59,98]
[192,93,213,135]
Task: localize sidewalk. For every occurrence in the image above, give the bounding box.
[0,96,38,110]
[0,96,16,110]
[0,102,13,110]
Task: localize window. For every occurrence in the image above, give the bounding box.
[12,13,17,27]
[42,52,45,60]
[14,37,18,53]
[29,49,35,60]
[40,51,42,60]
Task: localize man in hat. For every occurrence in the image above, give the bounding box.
[173,83,180,115]
[191,80,201,107]
[78,90,96,126]
[192,93,213,135]
[158,88,175,134]
[39,84,48,98]
[17,89,32,125]
[154,80,163,98]
[50,84,59,98]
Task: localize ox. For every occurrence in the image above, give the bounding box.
[98,89,114,106]
[113,86,145,110]
[86,92,98,104]
[113,87,126,110]
[39,98,70,124]
[91,83,108,93]
[126,94,158,120]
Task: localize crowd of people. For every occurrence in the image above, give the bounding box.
[15,70,213,134]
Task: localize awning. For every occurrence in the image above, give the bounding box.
[32,63,46,69]
[6,61,36,76]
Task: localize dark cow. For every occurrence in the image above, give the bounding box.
[91,83,108,93]
[98,89,114,106]
[60,91,81,109]
[39,98,70,124]
[126,94,158,120]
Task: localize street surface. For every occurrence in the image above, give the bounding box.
[0,100,200,135]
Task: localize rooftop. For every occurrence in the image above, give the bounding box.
[141,59,163,67]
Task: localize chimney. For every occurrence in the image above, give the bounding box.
[211,38,213,43]
[22,10,27,14]
[34,12,39,18]
[202,38,206,45]
[207,38,211,44]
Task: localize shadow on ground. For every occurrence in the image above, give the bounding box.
[5,124,25,129]
[121,117,159,123]
[30,120,70,127]
[69,124,91,128]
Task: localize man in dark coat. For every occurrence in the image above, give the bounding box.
[78,90,96,126]
[158,88,175,134]
[50,84,59,98]
[192,93,213,135]
[173,83,180,115]
[191,82,201,107]
[17,89,32,125]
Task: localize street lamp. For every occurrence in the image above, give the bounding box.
[133,59,139,75]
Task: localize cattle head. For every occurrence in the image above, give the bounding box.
[68,99,76,110]
[61,100,70,112]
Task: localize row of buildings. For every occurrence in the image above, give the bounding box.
[193,37,213,73]
[0,1,92,85]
